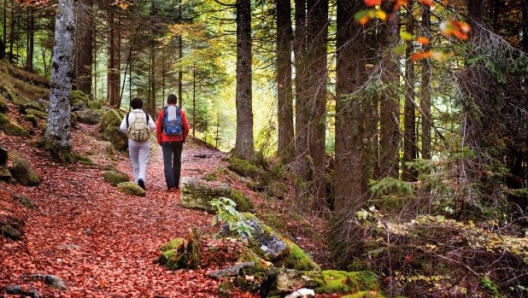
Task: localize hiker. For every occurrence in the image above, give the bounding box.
[119,97,156,191]
[156,93,190,192]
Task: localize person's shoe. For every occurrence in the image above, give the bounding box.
[138,179,146,190]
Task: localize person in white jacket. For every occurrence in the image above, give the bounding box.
[119,97,156,191]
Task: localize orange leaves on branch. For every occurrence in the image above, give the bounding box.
[364,0,382,7]
[355,9,387,25]
[416,36,430,45]
[418,0,435,6]
[440,19,471,40]
[393,0,409,10]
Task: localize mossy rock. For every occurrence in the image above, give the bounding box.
[181,178,253,213]
[104,169,130,186]
[99,109,127,151]
[309,270,381,296]
[0,95,8,113]
[8,151,41,186]
[70,90,89,111]
[116,182,145,197]
[13,194,36,209]
[228,157,266,180]
[157,229,202,270]
[0,113,30,137]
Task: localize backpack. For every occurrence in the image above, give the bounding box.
[126,111,151,141]
[163,106,183,136]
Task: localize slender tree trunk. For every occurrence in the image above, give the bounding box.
[2,0,6,60]
[276,0,294,164]
[74,0,94,95]
[293,0,311,204]
[25,6,34,71]
[45,0,76,163]
[234,0,254,161]
[377,6,400,179]
[306,0,329,210]
[8,0,15,63]
[403,0,418,181]
[421,6,432,160]
[521,0,528,51]
[107,8,121,107]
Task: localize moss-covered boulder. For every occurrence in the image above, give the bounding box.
[228,157,266,180]
[0,113,30,137]
[99,109,127,151]
[181,177,253,212]
[0,95,8,113]
[73,109,102,124]
[70,90,90,111]
[103,169,130,186]
[116,182,145,197]
[8,151,41,186]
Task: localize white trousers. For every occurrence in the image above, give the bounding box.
[128,139,151,183]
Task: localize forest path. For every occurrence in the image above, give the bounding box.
[0,123,254,297]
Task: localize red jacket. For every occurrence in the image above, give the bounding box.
[156,105,190,145]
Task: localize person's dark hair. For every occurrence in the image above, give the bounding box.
[167,94,177,105]
[130,97,143,109]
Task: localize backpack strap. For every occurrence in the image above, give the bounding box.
[126,112,130,128]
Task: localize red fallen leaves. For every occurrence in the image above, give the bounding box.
[0,124,257,297]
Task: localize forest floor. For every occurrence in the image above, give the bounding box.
[0,120,330,297]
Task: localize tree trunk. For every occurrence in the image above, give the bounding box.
[306,0,329,210]
[334,0,369,214]
[107,8,120,107]
[234,0,254,161]
[25,6,34,71]
[45,0,76,163]
[293,0,311,204]
[74,0,94,95]
[421,6,432,160]
[377,7,400,179]
[403,0,418,181]
[276,0,294,164]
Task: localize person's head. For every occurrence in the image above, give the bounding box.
[130,97,143,109]
[167,94,177,105]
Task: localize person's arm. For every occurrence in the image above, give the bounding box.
[147,113,156,132]
[119,113,129,134]
[156,110,164,145]
[181,110,190,141]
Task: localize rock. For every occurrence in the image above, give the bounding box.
[8,151,41,186]
[73,109,102,124]
[103,169,130,186]
[99,109,128,151]
[116,182,145,197]
[181,177,253,212]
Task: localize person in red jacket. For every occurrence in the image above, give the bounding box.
[156,93,190,191]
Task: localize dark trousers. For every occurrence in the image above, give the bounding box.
[161,141,183,189]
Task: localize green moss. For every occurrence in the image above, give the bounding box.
[116,182,145,197]
[311,270,380,295]
[103,169,130,186]
[158,238,184,252]
[283,240,320,271]
[9,151,41,186]
[230,189,253,212]
[0,113,30,137]
[228,157,266,180]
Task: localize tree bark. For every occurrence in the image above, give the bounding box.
[74,0,94,95]
[334,0,369,213]
[107,7,121,107]
[234,0,254,161]
[45,0,76,163]
[377,7,400,179]
[276,0,294,164]
[421,6,432,160]
[403,0,418,181]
